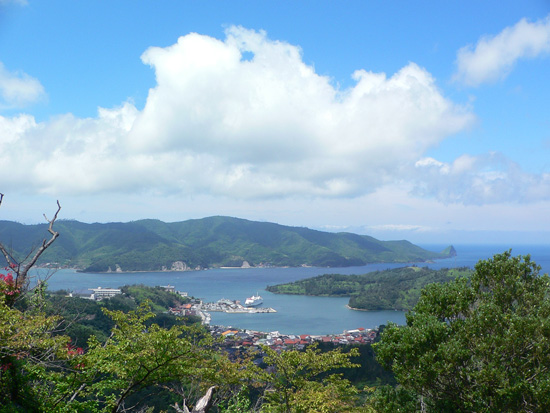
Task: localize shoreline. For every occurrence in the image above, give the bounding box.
[347,304,406,312]
[59,255,456,275]
[347,304,370,312]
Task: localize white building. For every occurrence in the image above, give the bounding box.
[91,287,122,300]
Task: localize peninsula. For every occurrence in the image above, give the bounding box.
[267,266,472,311]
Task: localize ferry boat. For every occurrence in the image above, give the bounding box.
[245,294,263,307]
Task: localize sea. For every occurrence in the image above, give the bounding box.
[42,244,550,336]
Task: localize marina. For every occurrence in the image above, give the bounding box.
[169,297,277,326]
[201,298,276,313]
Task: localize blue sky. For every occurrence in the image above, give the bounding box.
[1,0,549,245]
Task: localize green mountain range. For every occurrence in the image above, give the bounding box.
[0,216,456,272]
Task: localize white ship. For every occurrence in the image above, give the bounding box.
[244,294,263,307]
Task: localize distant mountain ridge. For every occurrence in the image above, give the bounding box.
[0,216,455,272]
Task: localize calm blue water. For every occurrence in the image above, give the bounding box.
[42,244,550,335]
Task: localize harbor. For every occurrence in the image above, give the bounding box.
[169,296,277,326]
[200,298,276,314]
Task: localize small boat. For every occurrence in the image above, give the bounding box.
[245,294,263,307]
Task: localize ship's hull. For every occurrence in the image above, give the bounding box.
[245,295,263,307]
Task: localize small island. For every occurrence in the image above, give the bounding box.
[267,266,471,311]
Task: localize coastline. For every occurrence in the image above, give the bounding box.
[347,304,407,313]
[65,253,456,275]
[347,304,369,312]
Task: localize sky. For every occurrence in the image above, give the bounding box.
[0,0,550,245]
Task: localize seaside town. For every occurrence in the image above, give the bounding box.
[168,297,378,350]
[75,285,380,352]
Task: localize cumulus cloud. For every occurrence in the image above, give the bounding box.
[1,27,473,199]
[454,15,550,86]
[0,62,46,108]
[413,153,550,204]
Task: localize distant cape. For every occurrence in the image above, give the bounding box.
[0,216,455,272]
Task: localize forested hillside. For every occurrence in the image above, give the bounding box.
[0,216,455,272]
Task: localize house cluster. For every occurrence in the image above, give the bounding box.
[169,302,197,316]
[169,299,210,323]
[168,299,378,351]
[209,325,378,352]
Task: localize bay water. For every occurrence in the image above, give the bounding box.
[43,244,550,335]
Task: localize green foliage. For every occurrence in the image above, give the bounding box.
[218,387,253,412]
[315,341,396,387]
[368,385,420,413]
[268,267,471,311]
[44,285,193,347]
[77,302,218,412]
[0,293,73,411]
[257,344,361,412]
[374,251,550,412]
[121,284,187,312]
[0,217,454,271]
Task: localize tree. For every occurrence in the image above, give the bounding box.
[0,195,72,410]
[0,193,61,304]
[0,293,74,411]
[70,301,242,412]
[257,344,362,412]
[374,251,550,412]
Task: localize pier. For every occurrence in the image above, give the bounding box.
[201,298,276,313]
[170,298,276,326]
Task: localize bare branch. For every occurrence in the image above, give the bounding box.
[0,199,62,291]
[193,386,216,412]
[0,193,18,270]
[0,243,15,269]
[172,387,216,413]
[172,402,191,413]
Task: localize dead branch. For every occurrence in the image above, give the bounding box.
[173,386,216,413]
[18,200,62,286]
[0,197,61,292]
[0,193,18,270]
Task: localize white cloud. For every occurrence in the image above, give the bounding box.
[0,62,46,108]
[366,224,434,233]
[413,153,550,204]
[126,26,473,198]
[1,27,474,199]
[7,26,550,209]
[454,15,550,86]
